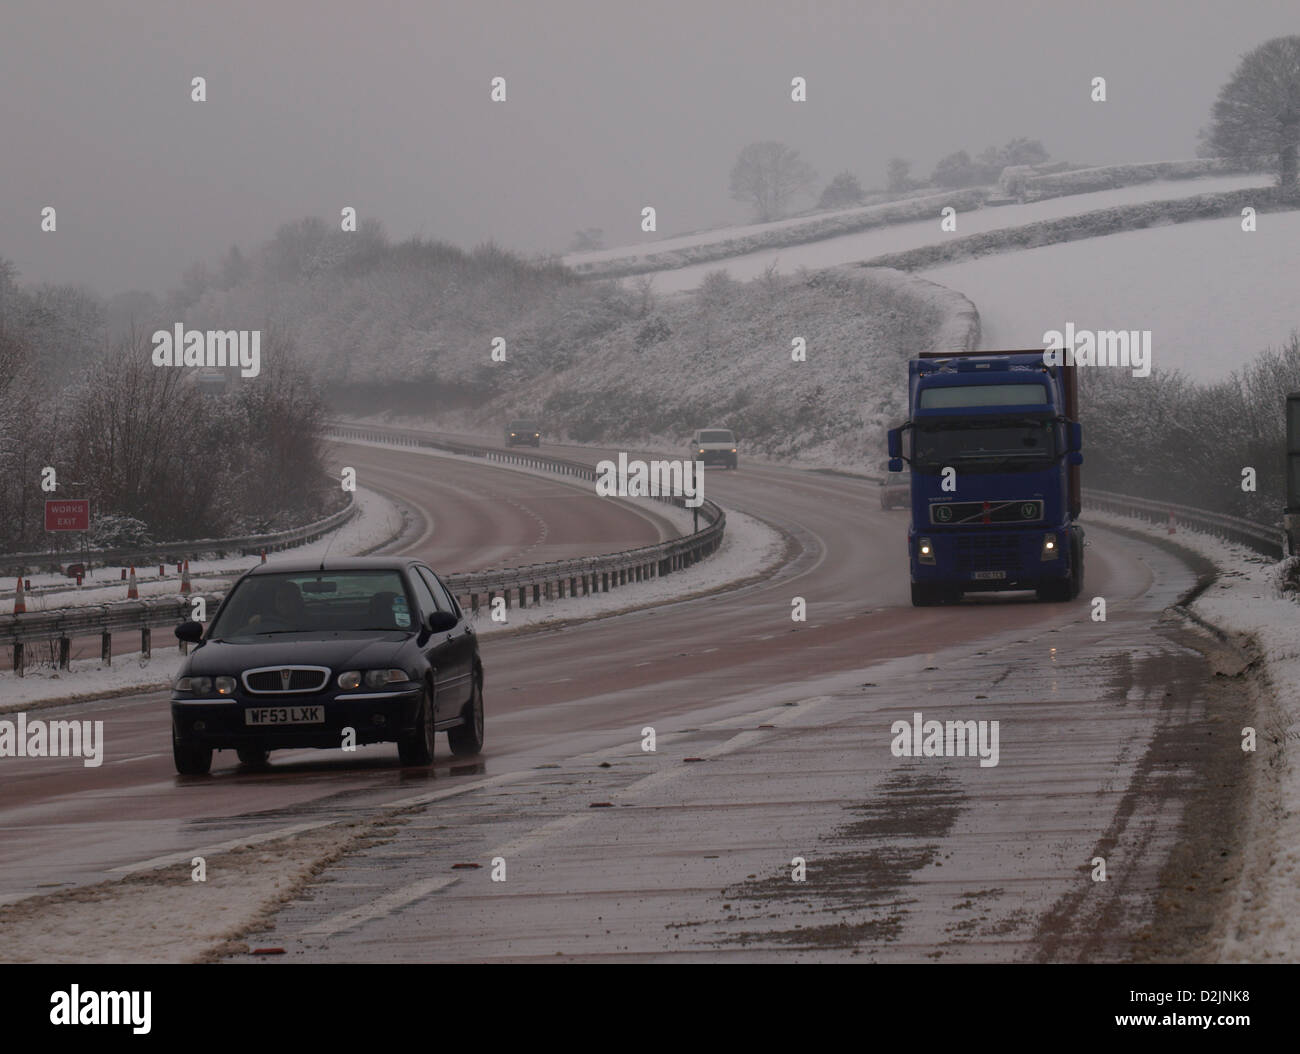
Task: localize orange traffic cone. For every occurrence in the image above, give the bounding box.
[180,560,191,594]
[1167,510,1176,535]
[127,566,139,599]
[13,577,26,614]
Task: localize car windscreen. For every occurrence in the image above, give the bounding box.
[210,570,415,637]
[699,431,734,443]
[509,421,539,430]
[912,417,1057,474]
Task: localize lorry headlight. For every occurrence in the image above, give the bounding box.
[918,537,936,565]
[1041,533,1059,560]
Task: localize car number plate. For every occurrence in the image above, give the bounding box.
[245,706,324,726]
[971,570,1007,580]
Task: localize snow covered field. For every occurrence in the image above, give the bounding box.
[603,174,1266,293]
[927,210,1300,381]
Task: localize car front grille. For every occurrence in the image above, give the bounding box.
[242,666,331,694]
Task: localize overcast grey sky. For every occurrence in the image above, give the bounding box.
[1,0,1295,297]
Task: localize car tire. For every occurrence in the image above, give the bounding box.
[173,727,213,775]
[397,684,437,766]
[237,745,270,768]
[448,673,485,756]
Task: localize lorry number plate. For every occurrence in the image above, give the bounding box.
[971,571,1006,580]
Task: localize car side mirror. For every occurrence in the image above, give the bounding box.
[427,611,458,633]
[175,621,204,643]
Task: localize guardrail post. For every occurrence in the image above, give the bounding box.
[58,637,70,670]
[13,642,23,677]
[533,584,540,606]
[570,575,577,596]
[601,571,609,592]
[470,593,479,613]
[101,631,111,666]
[141,626,151,659]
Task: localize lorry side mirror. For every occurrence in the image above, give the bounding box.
[888,457,903,473]
[887,427,902,459]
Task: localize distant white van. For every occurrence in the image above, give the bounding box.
[689,428,738,469]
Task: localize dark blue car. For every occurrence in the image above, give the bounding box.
[171,557,483,774]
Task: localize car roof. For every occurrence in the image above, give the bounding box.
[243,556,426,577]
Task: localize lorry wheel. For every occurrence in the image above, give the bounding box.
[1036,579,1071,602]
[1069,535,1084,599]
[911,583,939,606]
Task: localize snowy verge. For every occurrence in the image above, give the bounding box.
[331,436,786,635]
[1086,507,1300,962]
[3,487,404,612]
[471,506,784,636]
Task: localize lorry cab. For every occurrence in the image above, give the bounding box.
[887,351,1083,605]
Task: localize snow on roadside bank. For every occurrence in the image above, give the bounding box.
[4,487,404,611]
[328,436,786,634]
[1088,507,1300,962]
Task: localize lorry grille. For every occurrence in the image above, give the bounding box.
[954,535,1021,573]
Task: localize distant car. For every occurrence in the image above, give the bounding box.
[690,428,738,469]
[505,420,541,447]
[170,557,483,774]
[879,473,910,510]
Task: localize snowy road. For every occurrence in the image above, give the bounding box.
[0,440,1250,963]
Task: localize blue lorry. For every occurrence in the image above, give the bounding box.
[886,350,1083,606]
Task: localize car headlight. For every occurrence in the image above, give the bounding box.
[918,537,936,565]
[176,675,212,694]
[215,676,237,695]
[364,669,407,688]
[1041,533,1059,561]
[337,670,362,689]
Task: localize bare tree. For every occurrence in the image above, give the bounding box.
[729,142,817,222]
[1206,35,1300,186]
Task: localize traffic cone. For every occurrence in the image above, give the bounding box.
[180,560,191,594]
[159,563,165,577]
[1167,510,1176,535]
[260,550,267,564]
[13,577,26,614]
[127,566,138,599]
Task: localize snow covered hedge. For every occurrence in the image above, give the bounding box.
[567,189,988,280]
[859,185,1300,272]
[1016,159,1251,202]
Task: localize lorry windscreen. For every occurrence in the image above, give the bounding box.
[912,418,1056,473]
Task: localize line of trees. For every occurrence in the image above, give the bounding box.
[0,260,336,554]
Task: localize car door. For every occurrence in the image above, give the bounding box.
[405,567,467,719]
[416,565,474,714]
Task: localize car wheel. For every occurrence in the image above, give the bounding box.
[447,673,485,756]
[237,745,270,768]
[173,726,213,775]
[397,684,436,766]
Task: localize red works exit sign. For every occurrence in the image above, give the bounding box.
[45,499,90,531]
